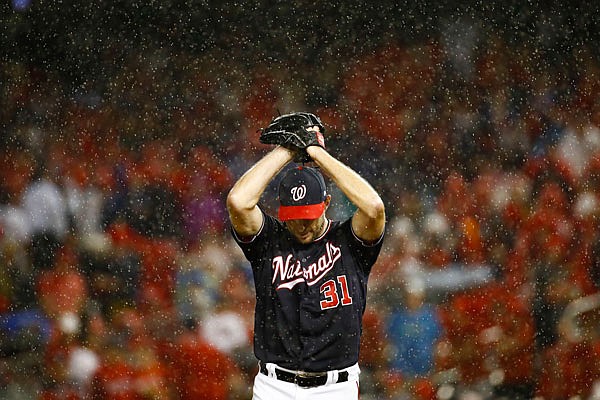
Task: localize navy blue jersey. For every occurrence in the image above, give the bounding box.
[232,211,384,372]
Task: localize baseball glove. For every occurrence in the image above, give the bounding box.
[259,112,326,162]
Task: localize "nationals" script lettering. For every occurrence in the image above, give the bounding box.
[272,242,341,290]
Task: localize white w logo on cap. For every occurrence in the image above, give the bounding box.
[290,185,307,201]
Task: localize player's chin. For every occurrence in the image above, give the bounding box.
[294,233,313,244]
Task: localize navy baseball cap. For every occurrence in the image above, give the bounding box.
[278,166,327,221]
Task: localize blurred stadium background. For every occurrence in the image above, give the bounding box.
[1,1,600,399]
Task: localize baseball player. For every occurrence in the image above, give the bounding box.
[226,112,386,399]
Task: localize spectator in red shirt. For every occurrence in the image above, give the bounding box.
[163,329,246,400]
[36,244,88,319]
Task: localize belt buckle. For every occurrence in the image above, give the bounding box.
[295,371,309,386]
[295,371,325,388]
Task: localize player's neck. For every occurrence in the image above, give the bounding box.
[316,217,329,239]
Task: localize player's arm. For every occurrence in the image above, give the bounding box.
[306,145,385,243]
[227,145,295,237]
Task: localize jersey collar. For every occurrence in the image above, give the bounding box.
[314,219,331,242]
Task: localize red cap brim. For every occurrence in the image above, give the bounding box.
[278,202,325,221]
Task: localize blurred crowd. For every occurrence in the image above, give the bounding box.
[2,8,600,400]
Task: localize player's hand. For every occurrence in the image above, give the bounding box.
[259,112,326,163]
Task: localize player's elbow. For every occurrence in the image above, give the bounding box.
[365,197,386,221]
[226,189,250,214]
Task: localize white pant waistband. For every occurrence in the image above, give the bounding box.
[260,362,360,386]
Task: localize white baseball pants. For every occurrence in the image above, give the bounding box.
[252,363,360,400]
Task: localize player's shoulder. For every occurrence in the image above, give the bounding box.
[233,211,285,245]
[262,213,290,238]
[325,218,351,240]
[335,218,384,247]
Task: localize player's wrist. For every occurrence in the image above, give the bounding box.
[306,145,326,157]
[275,145,296,157]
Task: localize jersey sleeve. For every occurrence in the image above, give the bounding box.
[230,209,279,266]
[340,219,385,275]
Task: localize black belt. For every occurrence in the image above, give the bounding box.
[259,362,349,388]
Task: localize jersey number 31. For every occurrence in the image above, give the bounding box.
[319,275,353,310]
